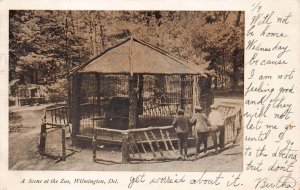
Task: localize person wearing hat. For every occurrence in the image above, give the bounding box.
[190,106,210,154]
[172,108,190,160]
[208,104,225,153]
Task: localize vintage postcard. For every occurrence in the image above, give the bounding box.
[0,0,299,190]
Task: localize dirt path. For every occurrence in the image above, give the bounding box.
[9,98,243,171]
[9,105,46,169]
[47,144,243,172]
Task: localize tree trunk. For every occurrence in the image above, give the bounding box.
[232,11,242,94]
[94,23,98,55]
[232,49,239,94]
[89,20,94,58]
[65,15,69,72]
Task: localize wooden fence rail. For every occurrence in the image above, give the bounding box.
[39,105,71,161]
[40,104,241,164]
[44,105,69,126]
[92,105,242,164]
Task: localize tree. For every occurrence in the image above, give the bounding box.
[9,10,90,84]
[9,10,244,101]
[191,11,244,93]
[231,11,244,93]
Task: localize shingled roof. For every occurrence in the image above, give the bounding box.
[74,37,207,76]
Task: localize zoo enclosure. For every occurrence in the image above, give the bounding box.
[69,37,214,145]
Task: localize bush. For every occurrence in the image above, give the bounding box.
[46,79,68,103]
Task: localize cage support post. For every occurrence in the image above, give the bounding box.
[137,74,144,115]
[95,74,101,118]
[192,76,197,114]
[122,132,130,164]
[180,75,186,110]
[128,75,138,129]
[67,76,72,119]
[71,74,81,145]
[61,128,66,161]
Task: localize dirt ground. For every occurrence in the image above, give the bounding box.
[9,98,243,171]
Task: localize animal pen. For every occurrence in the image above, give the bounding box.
[39,37,242,163]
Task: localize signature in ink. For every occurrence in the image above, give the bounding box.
[255,173,296,189]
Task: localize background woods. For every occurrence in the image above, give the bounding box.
[9,11,244,103]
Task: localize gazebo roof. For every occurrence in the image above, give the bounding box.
[74,37,207,76]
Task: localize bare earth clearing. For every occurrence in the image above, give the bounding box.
[9,98,243,171]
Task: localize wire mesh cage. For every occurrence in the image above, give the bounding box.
[76,73,196,136]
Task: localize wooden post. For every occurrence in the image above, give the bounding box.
[192,76,197,114]
[39,123,46,155]
[128,75,138,129]
[15,94,19,106]
[95,74,101,117]
[92,128,97,162]
[71,74,81,145]
[180,75,186,110]
[61,108,67,125]
[58,109,62,124]
[155,74,166,101]
[122,132,130,164]
[61,128,66,161]
[54,110,57,123]
[137,74,144,115]
[51,110,54,123]
[43,109,46,122]
[66,107,69,124]
[67,76,72,119]
[197,77,202,110]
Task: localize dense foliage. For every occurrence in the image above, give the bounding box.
[9,11,244,98]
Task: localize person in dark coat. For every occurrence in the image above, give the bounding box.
[172,109,190,159]
[190,106,210,154]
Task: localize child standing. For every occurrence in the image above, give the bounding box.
[172,109,190,159]
[190,106,210,155]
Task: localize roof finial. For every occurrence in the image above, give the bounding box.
[130,35,134,42]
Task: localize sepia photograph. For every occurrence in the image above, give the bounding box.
[9,10,244,171]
